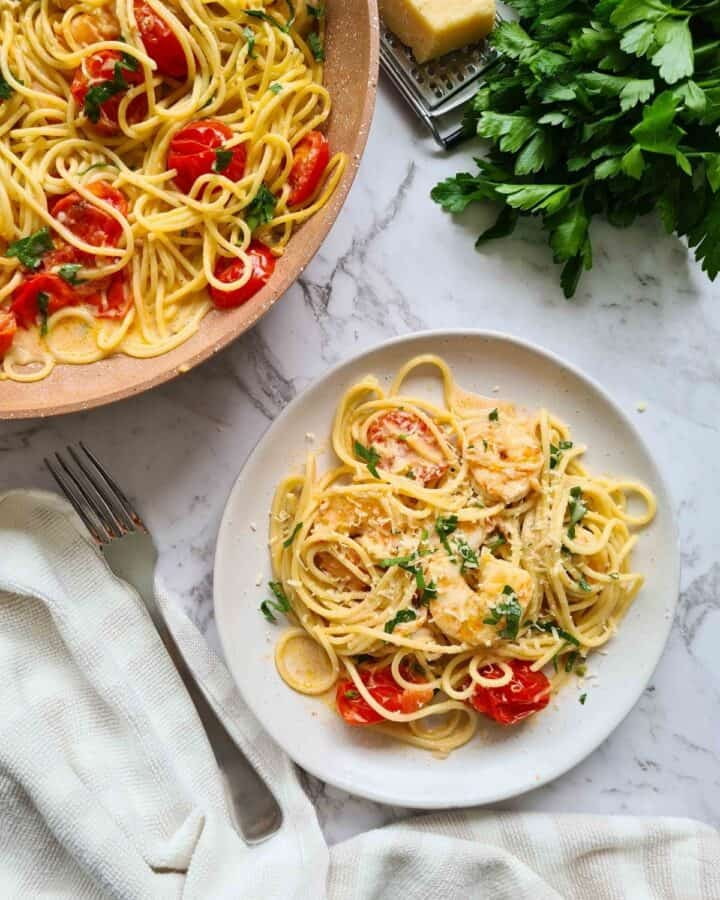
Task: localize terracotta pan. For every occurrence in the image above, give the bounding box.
[1,2,380,420]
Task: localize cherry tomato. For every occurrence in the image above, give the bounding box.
[51,182,128,248]
[168,119,246,193]
[0,311,17,356]
[336,663,433,726]
[466,660,551,726]
[71,49,145,133]
[134,0,188,79]
[210,241,275,308]
[96,270,132,318]
[366,408,449,486]
[287,131,330,207]
[11,274,76,329]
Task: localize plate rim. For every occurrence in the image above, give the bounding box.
[213,328,680,809]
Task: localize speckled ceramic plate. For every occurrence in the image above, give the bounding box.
[214,330,679,809]
[2,2,379,420]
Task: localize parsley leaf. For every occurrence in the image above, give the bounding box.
[307,3,325,17]
[83,62,131,124]
[260,580,291,623]
[354,440,381,479]
[483,585,522,640]
[380,554,437,603]
[0,71,14,101]
[344,689,360,700]
[549,439,573,469]
[488,408,499,421]
[384,608,417,634]
[308,32,325,62]
[528,619,580,646]
[246,184,277,231]
[269,82,283,94]
[247,0,295,33]
[213,148,233,173]
[455,538,479,573]
[567,486,587,538]
[6,227,53,270]
[435,514,458,555]
[57,264,86,286]
[486,532,506,551]
[243,26,256,59]
[37,291,50,336]
[283,522,302,548]
[579,693,587,705]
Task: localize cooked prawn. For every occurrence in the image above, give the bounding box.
[428,550,534,647]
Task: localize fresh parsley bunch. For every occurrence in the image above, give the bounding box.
[432,0,720,296]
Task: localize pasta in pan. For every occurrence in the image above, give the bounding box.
[0,0,345,382]
[267,354,656,755]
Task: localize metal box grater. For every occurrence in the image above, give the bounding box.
[379,20,499,149]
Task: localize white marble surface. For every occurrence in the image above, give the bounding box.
[2,78,720,844]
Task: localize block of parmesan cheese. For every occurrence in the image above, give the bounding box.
[379,0,496,63]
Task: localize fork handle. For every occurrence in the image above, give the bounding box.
[157,622,284,844]
[124,542,283,844]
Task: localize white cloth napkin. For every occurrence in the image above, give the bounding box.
[0,490,717,900]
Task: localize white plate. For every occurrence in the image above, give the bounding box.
[213,331,679,809]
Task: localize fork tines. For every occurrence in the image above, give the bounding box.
[45,443,145,545]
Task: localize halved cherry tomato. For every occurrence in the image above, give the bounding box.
[336,663,433,726]
[466,660,551,726]
[71,49,145,134]
[11,274,76,329]
[50,182,128,248]
[287,131,330,207]
[134,0,188,79]
[168,119,246,193]
[366,408,449,486]
[210,241,275,308]
[0,311,17,356]
[95,270,132,318]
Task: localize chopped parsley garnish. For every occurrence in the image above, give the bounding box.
[37,291,50,336]
[247,0,295,33]
[269,82,283,94]
[243,26,256,58]
[455,538,478,573]
[567,486,587,539]
[483,585,522,640]
[83,60,134,124]
[77,162,115,175]
[435,514,458,554]
[486,532,506,551]
[549,440,573,470]
[259,580,291,623]
[308,31,325,61]
[283,522,302,548]
[528,620,580,647]
[488,408,499,421]
[246,184,277,231]
[384,608,417,634]
[579,693,587,705]
[380,553,437,603]
[344,689,360,700]
[57,264,86,286]
[354,440,381,479]
[0,71,14,101]
[405,468,416,480]
[577,576,591,593]
[307,3,325,17]
[564,650,579,673]
[6,227,53,270]
[213,148,233,173]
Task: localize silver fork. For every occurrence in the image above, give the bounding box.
[45,442,283,845]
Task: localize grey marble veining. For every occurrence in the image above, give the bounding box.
[2,79,720,845]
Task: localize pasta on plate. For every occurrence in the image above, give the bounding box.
[266,354,656,755]
[0,0,345,382]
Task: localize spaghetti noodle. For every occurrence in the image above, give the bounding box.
[0,0,345,382]
[267,354,656,755]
